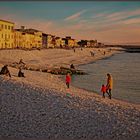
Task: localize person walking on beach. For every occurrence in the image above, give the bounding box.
[101,84,107,98]
[106,73,113,99]
[66,73,71,88]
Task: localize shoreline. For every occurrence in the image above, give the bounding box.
[0,47,139,107]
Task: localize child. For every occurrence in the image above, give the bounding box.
[101,84,107,98]
[66,73,71,88]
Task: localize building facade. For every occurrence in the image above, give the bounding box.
[14,27,42,49]
[0,19,14,49]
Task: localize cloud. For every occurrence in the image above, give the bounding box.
[122,18,140,24]
[106,9,140,23]
[64,10,86,21]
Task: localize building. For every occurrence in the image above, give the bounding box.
[42,33,47,48]
[55,37,62,48]
[45,34,55,48]
[14,27,42,49]
[23,28,42,48]
[65,36,76,47]
[0,19,14,49]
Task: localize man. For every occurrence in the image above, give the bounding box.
[106,73,113,99]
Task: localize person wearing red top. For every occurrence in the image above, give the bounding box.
[101,84,107,98]
[66,73,71,88]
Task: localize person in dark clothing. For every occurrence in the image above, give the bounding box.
[19,59,25,65]
[70,64,75,69]
[0,65,11,77]
[18,69,25,77]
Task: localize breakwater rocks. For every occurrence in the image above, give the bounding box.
[10,63,87,75]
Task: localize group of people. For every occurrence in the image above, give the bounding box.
[101,73,113,99]
[65,71,113,99]
[0,60,113,99]
[0,59,25,78]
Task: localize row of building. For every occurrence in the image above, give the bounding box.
[0,19,99,49]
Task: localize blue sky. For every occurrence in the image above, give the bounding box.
[0,1,140,44]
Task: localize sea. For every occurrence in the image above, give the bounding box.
[71,52,140,104]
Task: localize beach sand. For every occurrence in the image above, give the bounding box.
[0,47,140,139]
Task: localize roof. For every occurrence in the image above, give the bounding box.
[0,19,14,24]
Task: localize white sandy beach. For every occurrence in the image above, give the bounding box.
[0,47,140,139]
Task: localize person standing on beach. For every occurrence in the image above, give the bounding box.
[101,84,107,98]
[106,73,113,99]
[66,73,71,88]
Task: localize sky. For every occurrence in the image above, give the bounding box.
[0,1,140,44]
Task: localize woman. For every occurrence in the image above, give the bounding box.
[106,73,113,99]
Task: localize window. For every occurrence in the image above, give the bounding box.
[5,25,7,29]
[5,34,7,39]
[9,34,10,39]
[2,34,3,38]
[1,24,3,29]
[8,26,10,30]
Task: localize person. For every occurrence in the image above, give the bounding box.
[90,51,95,56]
[106,73,113,99]
[73,48,76,53]
[19,59,25,65]
[18,68,25,77]
[70,64,75,69]
[101,84,107,98]
[66,73,71,88]
[0,65,11,77]
[19,59,26,69]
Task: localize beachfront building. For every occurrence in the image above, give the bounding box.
[45,34,55,48]
[78,39,98,47]
[42,33,57,48]
[14,29,36,49]
[24,28,42,48]
[64,36,78,48]
[55,37,62,48]
[14,29,23,48]
[61,39,66,48]
[14,27,42,49]
[78,40,88,47]
[0,19,15,49]
[42,33,48,48]
[73,39,79,47]
[89,40,98,47]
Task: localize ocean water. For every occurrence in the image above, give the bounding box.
[71,52,140,104]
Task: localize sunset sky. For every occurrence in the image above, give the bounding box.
[0,1,140,44]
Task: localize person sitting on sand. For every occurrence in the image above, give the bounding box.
[101,84,107,98]
[66,73,71,88]
[106,73,113,99]
[18,68,25,77]
[0,65,11,77]
[70,64,75,69]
